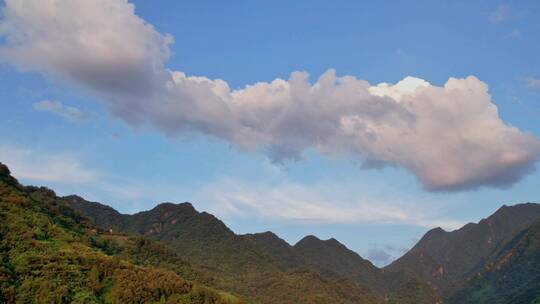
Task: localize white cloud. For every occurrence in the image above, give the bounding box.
[0,0,172,99]
[1,0,539,192]
[33,100,88,121]
[196,178,465,231]
[368,76,430,101]
[0,145,98,183]
[507,28,521,39]
[524,77,540,89]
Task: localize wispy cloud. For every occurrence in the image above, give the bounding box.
[0,142,466,232]
[506,28,521,39]
[196,178,465,231]
[33,100,88,122]
[523,77,540,90]
[490,5,511,24]
[0,144,177,213]
[0,145,98,184]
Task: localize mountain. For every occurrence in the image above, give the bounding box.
[243,231,304,269]
[65,195,125,230]
[67,190,443,303]
[3,160,539,303]
[446,220,540,303]
[245,231,440,303]
[2,162,386,303]
[65,193,383,303]
[245,232,383,287]
[293,235,384,291]
[386,202,540,300]
[0,163,245,303]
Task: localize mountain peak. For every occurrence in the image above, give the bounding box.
[0,162,10,176]
[259,230,278,237]
[295,235,321,245]
[294,234,382,290]
[491,202,540,218]
[387,202,540,296]
[0,162,19,186]
[422,226,447,239]
[294,235,352,252]
[152,201,196,213]
[325,237,343,246]
[477,202,540,232]
[247,231,283,242]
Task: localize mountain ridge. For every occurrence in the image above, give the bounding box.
[66,192,540,272]
[3,162,539,303]
[64,191,441,303]
[386,201,540,298]
[64,194,540,303]
[63,192,387,303]
[0,163,247,304]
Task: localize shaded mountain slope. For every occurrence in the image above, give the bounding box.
[65,195,125,230]
[245,230,440,303]
[446,220,540,304]
[386,203,540,298]
[243,231,304,269]
[293,235,384,291]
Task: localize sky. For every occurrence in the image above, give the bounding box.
[1,0,540,267]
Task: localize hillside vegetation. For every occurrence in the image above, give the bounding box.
[446,221,540,303]
[66,196,384,304]
[0,163,244,304]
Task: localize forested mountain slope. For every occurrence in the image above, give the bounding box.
[67,190,439,304]
[0,163,244,304]
[446,220,540,303]
[3,160,538,304]
[386,202,540,302]
[66,195,383,304]
[245,232,439,304]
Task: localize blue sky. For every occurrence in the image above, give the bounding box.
[1,0,540,266]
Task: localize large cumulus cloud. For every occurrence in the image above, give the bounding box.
[1,0,539,191]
